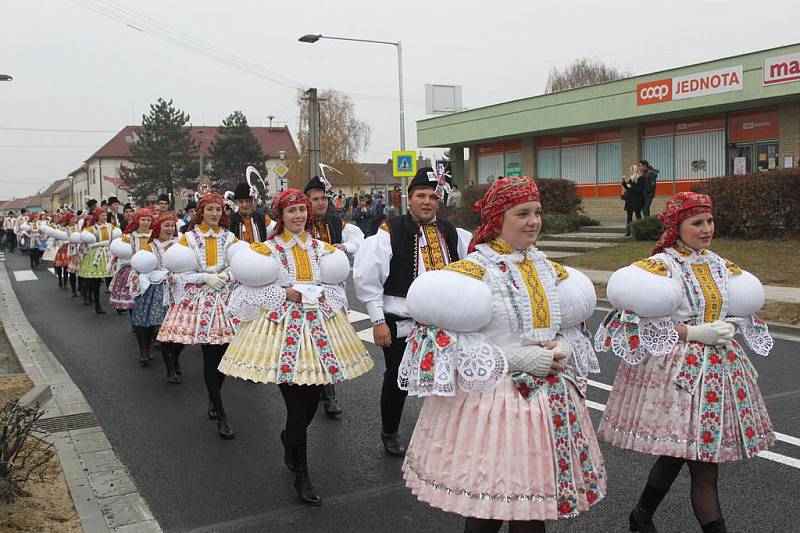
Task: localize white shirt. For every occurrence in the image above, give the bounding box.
[353,222,471,323]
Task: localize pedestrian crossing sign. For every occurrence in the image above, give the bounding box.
[392,150,417,177]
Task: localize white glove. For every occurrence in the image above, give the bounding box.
[201,273,226,290]
[686,320,735,345]
[506,345,556,377]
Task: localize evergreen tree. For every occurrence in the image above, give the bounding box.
[209,111,266,191]
[125,98,198,203]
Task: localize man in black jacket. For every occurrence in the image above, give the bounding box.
[353,167,470,456]
[228,182,274,243]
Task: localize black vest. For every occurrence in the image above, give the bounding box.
[311,214,343,245]
[383,214,460,298]
[230,212,269,243]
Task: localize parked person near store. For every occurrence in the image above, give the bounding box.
[621,167,645,236]
[595,192,775,533]
[639,160,660,217]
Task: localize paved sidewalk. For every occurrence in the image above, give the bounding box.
[582,269,800,304]
[0,257,161,532]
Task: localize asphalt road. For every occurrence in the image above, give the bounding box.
[5,251,800,532]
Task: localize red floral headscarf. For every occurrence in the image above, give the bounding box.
[653,191,713,254]
[270,188,313,238]
[190,192,230,229]
[150,214,178,242]
[468,176,541,253]
[61,212,76,226]
[124,207,157,234]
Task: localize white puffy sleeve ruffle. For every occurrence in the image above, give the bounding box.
[341,223,365,256]
[727,268,773,356]
[595,260,683,364]
[557,267,600,376]
[227,244,284,322]
[398,267,508,397]
[110,237,133,260]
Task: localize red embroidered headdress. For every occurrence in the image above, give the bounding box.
[653,191,713,254]
[270,188,313,237]
[124,207,157,234]
[190,192,230,229]
[468,176,541,253]
[150,214,177,242]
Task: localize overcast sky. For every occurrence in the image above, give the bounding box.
[1,0,798,198]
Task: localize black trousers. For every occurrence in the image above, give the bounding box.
[381,316,408,435]
[642,196,654,218]
[279,383,322,449]
[626,209,642,225]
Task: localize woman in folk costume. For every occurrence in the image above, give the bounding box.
[19,212,44,269]
[594,192,774,533]
[40,213,63,279]
[157,192,238,439]
[66,213,87,298]
[128,215,178,371]
[78,207,119,314]
[399,177,605,533]
[219,188,373,506]
[109,208,155,314]
[51,213,75,290]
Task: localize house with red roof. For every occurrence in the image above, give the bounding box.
[73,125,298,208]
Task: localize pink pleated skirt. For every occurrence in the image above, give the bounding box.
[598,341,774,463]
[109,265,134,310]
[157,284,235,345]
[402,375,606,521]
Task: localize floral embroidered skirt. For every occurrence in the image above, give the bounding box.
[157,285,235,345]
[53,244,70,267]
[218,307,373,385]
[67,253,81,274]
[109,265,135,310]
[131,283,167,328]
[402,375,606,521]
[598,340,774,463]
[78,247,112,278]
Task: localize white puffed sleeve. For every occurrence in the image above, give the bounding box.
[229,247,279,287]
[162,242,200,274]
[227,247,285,322]
[112,227,122,240]
[319,249,350,284]
[130,250,157,274]
[407,270,493,332]
[341,223,365,256]
[557,267,600,376]
[353,229,392,323]
[110,237,133,260]
[596,261,683,364]
[80,230,96,244]
[727,269,773,356]
[456,227,472,260]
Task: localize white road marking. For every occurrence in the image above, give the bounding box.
[756,451,800,469]
[347,310,370,323]
[585,400,606,412]
[357,327,375,345]
[13,270,38,281]
[47,267,55,275]
[587,379,613,391]
[775,432,800,448]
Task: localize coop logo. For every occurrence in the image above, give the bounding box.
[637,79,672,105]
[636,66,743,106]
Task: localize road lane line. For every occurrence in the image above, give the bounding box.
[775,432,800,447]
[13,270,37,281]
[757,451,800,469]
[587,379,613,391]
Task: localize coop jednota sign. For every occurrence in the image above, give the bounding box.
[637,66,743,105]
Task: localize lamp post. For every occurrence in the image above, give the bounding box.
[299,34,408,214]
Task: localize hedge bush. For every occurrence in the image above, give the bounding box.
[692,169,800,237]
[631,216,663,241]
[446,178,584,231]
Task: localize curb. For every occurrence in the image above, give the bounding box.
[0,259,162,533]
[596,298,800,339]
[19,383,52,409]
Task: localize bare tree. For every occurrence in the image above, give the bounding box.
[288,89,371,190]
[545,58,631,93]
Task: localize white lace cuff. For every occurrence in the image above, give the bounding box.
[561,326,600,376]
[322,284,347,313]
[728,315,773,356]
[594,310,677,365]
[228,284,287,322]
[398,327,506,397]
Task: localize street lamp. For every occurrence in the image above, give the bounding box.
[299,33,408,213]
[0,74,13,81]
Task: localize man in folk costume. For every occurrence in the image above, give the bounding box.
[229,182,275,243]
[304,175,366,418]
[354,167,471,455]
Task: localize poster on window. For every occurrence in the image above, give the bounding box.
[733,157,747,176]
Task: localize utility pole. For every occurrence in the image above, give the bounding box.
[305,88,321,181]
[197,129,205,179]
[267,115,275,128]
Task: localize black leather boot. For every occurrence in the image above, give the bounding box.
[134,327,149,367]
[629,504,658,532]
[291,444,321,506]
[701,519,727,533]
[381,432,406,457]
[322,384,342,418]
[207,395,218,420]
[280,430,295,471]
[146,327,155,361]
[173,345,182,374]
[161,346,181,384]
[212,395,234,440]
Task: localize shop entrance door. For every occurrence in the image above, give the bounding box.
[729,141,778,174]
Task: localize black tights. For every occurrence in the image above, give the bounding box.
[643,455,721,526]
[626,209,642,225]
[201,344,227,400]
[464,518,545,533]
[68,272,76,293]
[278,383,322,449]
